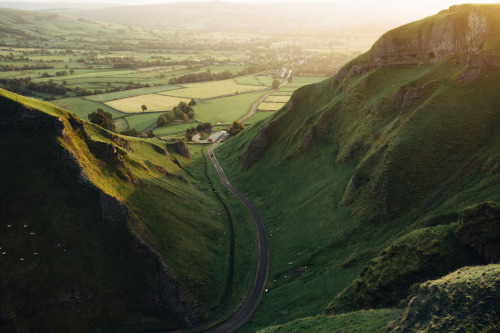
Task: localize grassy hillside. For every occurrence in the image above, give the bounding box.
[0,88,256,332]
[215,4,500,331]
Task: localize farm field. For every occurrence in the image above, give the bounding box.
[105,95,190,113]
[86,85,183,102]
[246,111,275,124]
[153,122,202,137]
[258,102,286,111]
[193,90,270,124]
[122,112,167,131]
[51,97,124,119]
[264,95,291,103]
[161,79,266,99]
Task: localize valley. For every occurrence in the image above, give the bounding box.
[1,2,500,333]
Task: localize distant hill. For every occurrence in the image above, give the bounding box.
[52,1,435,34]
[0,1,122,11]
[217,4,500,332]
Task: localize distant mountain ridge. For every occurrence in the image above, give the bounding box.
[0,1,122,11]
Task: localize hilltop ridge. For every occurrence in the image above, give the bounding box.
[215,4,500,331]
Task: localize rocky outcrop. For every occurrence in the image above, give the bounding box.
[129,232,204,326]
[455,203,500,263]
[387,265,500,333]
[371,7,490,65]
[170,141,191,160]
[392,83,439,113]
[332,6,497,89]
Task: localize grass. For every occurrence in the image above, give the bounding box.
[122,112,165,131]
[105,94,190,113]
[0,88,256,332]
[51,97,124,119]
[258,102,286,111]
[264,95,291,103]
[234,76,264,86]
[154,122,201,137]
[214,8,500,330]
[86,85,183,102]
[259,309,401,333]
[193,90,269,124]
[162,79,264,99]
[387,265,500,333]
[246,111,275,124]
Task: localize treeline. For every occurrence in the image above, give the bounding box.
[0,64,54,72]
[168,70,233,85]
[169,66,267,85]
[157,101,195,126]
[110,57,214,69]
[0,77,151,97]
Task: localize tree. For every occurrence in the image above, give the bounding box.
[228,120,244,135]
[88,108,115,131]
[183,113,189,122]
[196,124,204,132]
[203,122,213,133]
[89,111,112,130]
[141,104,147,112]
[187,110,195,119]
[272,79,280,89]
[69,69,75,75]
[189,98,197,106]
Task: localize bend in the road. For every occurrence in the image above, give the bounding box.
[204,140,269,333]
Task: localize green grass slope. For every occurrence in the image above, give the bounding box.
[387,264,500,333]
[0,88,255,332]
[215,4,500,331]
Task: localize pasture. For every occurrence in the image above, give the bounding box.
[105,95,190,113]
[162,79,265,99]
[51,97,124,119]
[193,90,269,124]
[264,95,291,103]
[86,85,182,102]
[258,102,286,111]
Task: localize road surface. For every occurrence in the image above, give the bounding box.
[238,70,293,123]
[204,138,269,333]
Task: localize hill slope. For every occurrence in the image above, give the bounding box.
[216,4,500,332]
[0,88,249,332]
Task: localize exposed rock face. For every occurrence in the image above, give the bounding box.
[129,233,204,326]
[332,6,498,90]
[2,99,204,328]
[387,265,500,333]
[455,203,500,263]
[371,7,490,65]
[171,141,191,160]
[243,120,279,170]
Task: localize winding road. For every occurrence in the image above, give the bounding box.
[204,138,269,333]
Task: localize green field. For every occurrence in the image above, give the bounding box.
[153,122,201,137]
[193,90,269,124]
[105,95,190,113]
[86,85,183,102]
[162,80,265,99]
[234,76,264,86]
[264,95,291,103]
[51,97,124,119]
[123,113,167,131]
[258,102,286,111]
[246,111,275,124]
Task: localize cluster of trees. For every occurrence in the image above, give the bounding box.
[185,122,213,141]
[228,120,244,135]
[157,100,196,126]
[88,108,115,131]
[0,64,54,72]
[121,128,154,138]
[168,70,233,85]
[110,56,215,70]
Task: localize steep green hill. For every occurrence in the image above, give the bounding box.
[0,88,255,332]
[216,4,500,332]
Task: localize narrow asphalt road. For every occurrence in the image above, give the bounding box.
[204,139,269,333]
